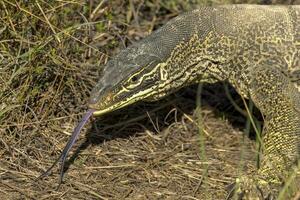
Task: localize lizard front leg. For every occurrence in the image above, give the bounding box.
[230,64,300,199]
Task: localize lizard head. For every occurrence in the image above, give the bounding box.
[88,42,173,116]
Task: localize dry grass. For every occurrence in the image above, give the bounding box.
[0,0,299,199]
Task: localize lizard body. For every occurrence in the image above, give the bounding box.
[89,5,300,198]
[42,4,300,199]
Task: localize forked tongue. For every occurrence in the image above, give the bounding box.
[38,109,95,187]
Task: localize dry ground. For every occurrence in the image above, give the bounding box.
[1,0,300,199]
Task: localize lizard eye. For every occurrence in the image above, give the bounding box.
[130,75,138,83]
[124,75,140,90]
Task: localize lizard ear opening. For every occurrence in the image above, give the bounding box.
[160,67,168,80]
[159,63,168,81]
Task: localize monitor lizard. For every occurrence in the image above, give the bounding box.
[40,4,300,199]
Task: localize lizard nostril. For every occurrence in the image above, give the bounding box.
[89,83,113,104]
[89,93,101,105]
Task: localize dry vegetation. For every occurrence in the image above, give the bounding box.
[1,0,300,199]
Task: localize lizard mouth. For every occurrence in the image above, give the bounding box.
[89,85,158,116]
[89,96,141,116]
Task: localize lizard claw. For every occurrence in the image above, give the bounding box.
[226,175,277,200]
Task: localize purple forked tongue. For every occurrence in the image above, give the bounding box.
[38,109,95,187]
